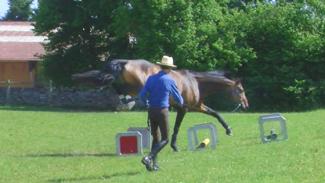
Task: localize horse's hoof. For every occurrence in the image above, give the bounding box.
[226,127,233,136]
[171,144,179,152]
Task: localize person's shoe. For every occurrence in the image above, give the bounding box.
[152,163,159,171]
[141,156,153,171]
[226,127,233,136]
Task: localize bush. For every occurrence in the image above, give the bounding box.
[238,3,325,110]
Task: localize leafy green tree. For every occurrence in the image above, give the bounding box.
[34,0,123,85]
[3,0,33,21]
[113,0,255,72]
[35,0,255,85]
[34,0,325,110]
[240,2,325,110]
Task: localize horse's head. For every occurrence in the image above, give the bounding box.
[231,80,249,110]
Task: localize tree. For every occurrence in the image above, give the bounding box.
[35,0,254,85]
[34,0,123,85]
[112,0,255,72]
[240,2,325,110]
[34,0,325,110]
[4,0,33,21]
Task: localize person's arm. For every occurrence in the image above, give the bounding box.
[139,78,151,106]
[170,80,184,106]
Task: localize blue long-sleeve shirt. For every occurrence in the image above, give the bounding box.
[139,71,184,108]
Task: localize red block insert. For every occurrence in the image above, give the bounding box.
[119,136,138,154]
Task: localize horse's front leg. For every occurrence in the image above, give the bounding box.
[198,103,233,136]
[170,106,187,152]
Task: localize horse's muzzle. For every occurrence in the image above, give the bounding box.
[241,98,249,109]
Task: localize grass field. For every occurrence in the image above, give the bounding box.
[0,106,324,183]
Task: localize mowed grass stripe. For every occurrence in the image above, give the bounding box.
[0,106,324,183]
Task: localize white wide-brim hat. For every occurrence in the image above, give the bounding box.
[156,55,177,68]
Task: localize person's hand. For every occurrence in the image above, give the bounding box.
[175,103,186,109]
[145,100,150,109]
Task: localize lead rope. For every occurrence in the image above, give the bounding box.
[147,113,151,133]
[231,103,242,112]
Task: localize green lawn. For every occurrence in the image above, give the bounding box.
[0,106,324,183]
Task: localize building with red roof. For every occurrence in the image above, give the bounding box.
[0,21,46,87]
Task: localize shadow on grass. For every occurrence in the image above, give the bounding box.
[23,152,117,158]
[48,171,140,183]
[0,105,113,113]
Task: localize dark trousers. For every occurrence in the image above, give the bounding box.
[148,107,169,160]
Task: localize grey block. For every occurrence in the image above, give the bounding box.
[127,127,151,149]
[259,113,288,143]
[187,123,218,151]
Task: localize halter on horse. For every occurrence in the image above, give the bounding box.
[72,59,249,152]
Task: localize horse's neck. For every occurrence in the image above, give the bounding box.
[206,78,234,89]
[197,77,235,98]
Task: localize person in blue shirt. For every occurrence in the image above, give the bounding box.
[139,55,184,171]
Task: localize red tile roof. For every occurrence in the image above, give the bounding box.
[0,21,45,62]
[0,42,44,61]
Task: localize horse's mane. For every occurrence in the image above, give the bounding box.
[189,70,233,83]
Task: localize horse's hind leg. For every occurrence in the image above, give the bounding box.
[170,107,187,152]
[198,104,233,136]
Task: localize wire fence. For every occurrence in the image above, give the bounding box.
[0,80,52,105]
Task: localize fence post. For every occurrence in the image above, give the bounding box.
[6,80,11,105]
[48,80,53,105]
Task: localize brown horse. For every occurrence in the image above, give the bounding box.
[72,59,249,151]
